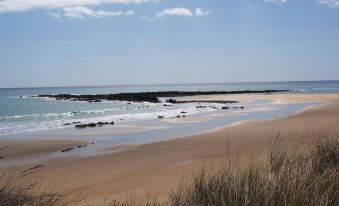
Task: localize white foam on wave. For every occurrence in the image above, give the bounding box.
[0,103,156,120]
[0,104,217,136]
[312,87,339,91]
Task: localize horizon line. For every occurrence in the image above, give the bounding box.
[1,79,339,90]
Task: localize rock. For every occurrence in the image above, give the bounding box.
[163,104,173,107]
[87,123,96,127]
[196,106,207,109]
[75,124,88,129]
[97,122,111,126]
[63,121,81,126]
[181,111,187,114]
[176,115,181,118]
[166,99,177,104]
[158,116,165,119]
[62,144,89,152]
[182,115,186,118]
[222,106,230,110]
[75,121,114,128]
[36,90,288,104]
[240,106,245,109]
[88,99,101,103]
[62,147,75,152]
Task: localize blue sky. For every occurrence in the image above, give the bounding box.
[0,0,339,88]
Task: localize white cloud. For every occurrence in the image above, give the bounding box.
[47,6,134,19]
[194,8,210,16]
[0,0,155,13]
[317,0,339,8]
[155,8,210,18]
[265,0,287,4]
[48,12,61,18]
[140,15,154,21]
[124,10,134,16]
[156,8,193,18]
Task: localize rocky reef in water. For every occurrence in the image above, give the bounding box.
[35,90,288,103]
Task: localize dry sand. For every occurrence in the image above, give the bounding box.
[1,93,339,205]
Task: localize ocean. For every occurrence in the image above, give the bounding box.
[1,81,339,137]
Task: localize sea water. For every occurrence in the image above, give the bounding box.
[0,81,338,137]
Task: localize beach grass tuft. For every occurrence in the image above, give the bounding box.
[0,166,68,206]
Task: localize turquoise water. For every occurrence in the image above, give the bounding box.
[0,81,338,136]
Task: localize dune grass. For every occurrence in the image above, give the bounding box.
[0,166,67,206]
[109,134,338,206]
[169,134,339,206]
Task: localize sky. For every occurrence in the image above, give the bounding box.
[0,0,339,88]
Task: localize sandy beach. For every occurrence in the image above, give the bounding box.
[1,93,339,205]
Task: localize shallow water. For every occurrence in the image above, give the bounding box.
[0,96,320,168]
[1,99,319,158]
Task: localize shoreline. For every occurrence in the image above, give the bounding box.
[0,94,332,160]
[0,98,319,159]
[0,93,339,204]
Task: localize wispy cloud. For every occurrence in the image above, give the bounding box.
[155,8,193,18]
[194,8,210,16]
[155,8,210,18]
[317,0,339,8]
[0,0,155,13]
[265,0,288,4]
[245,5,254,10]
[140,16,155,21]
[49,6,134,19]
[48,12,61,18]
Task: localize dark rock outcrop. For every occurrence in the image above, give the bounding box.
[61,144,89,153]
[35,90,288,103]
[75,121,114,129]
[63,121,81,126]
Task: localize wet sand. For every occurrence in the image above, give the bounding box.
[1,93,339,205]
